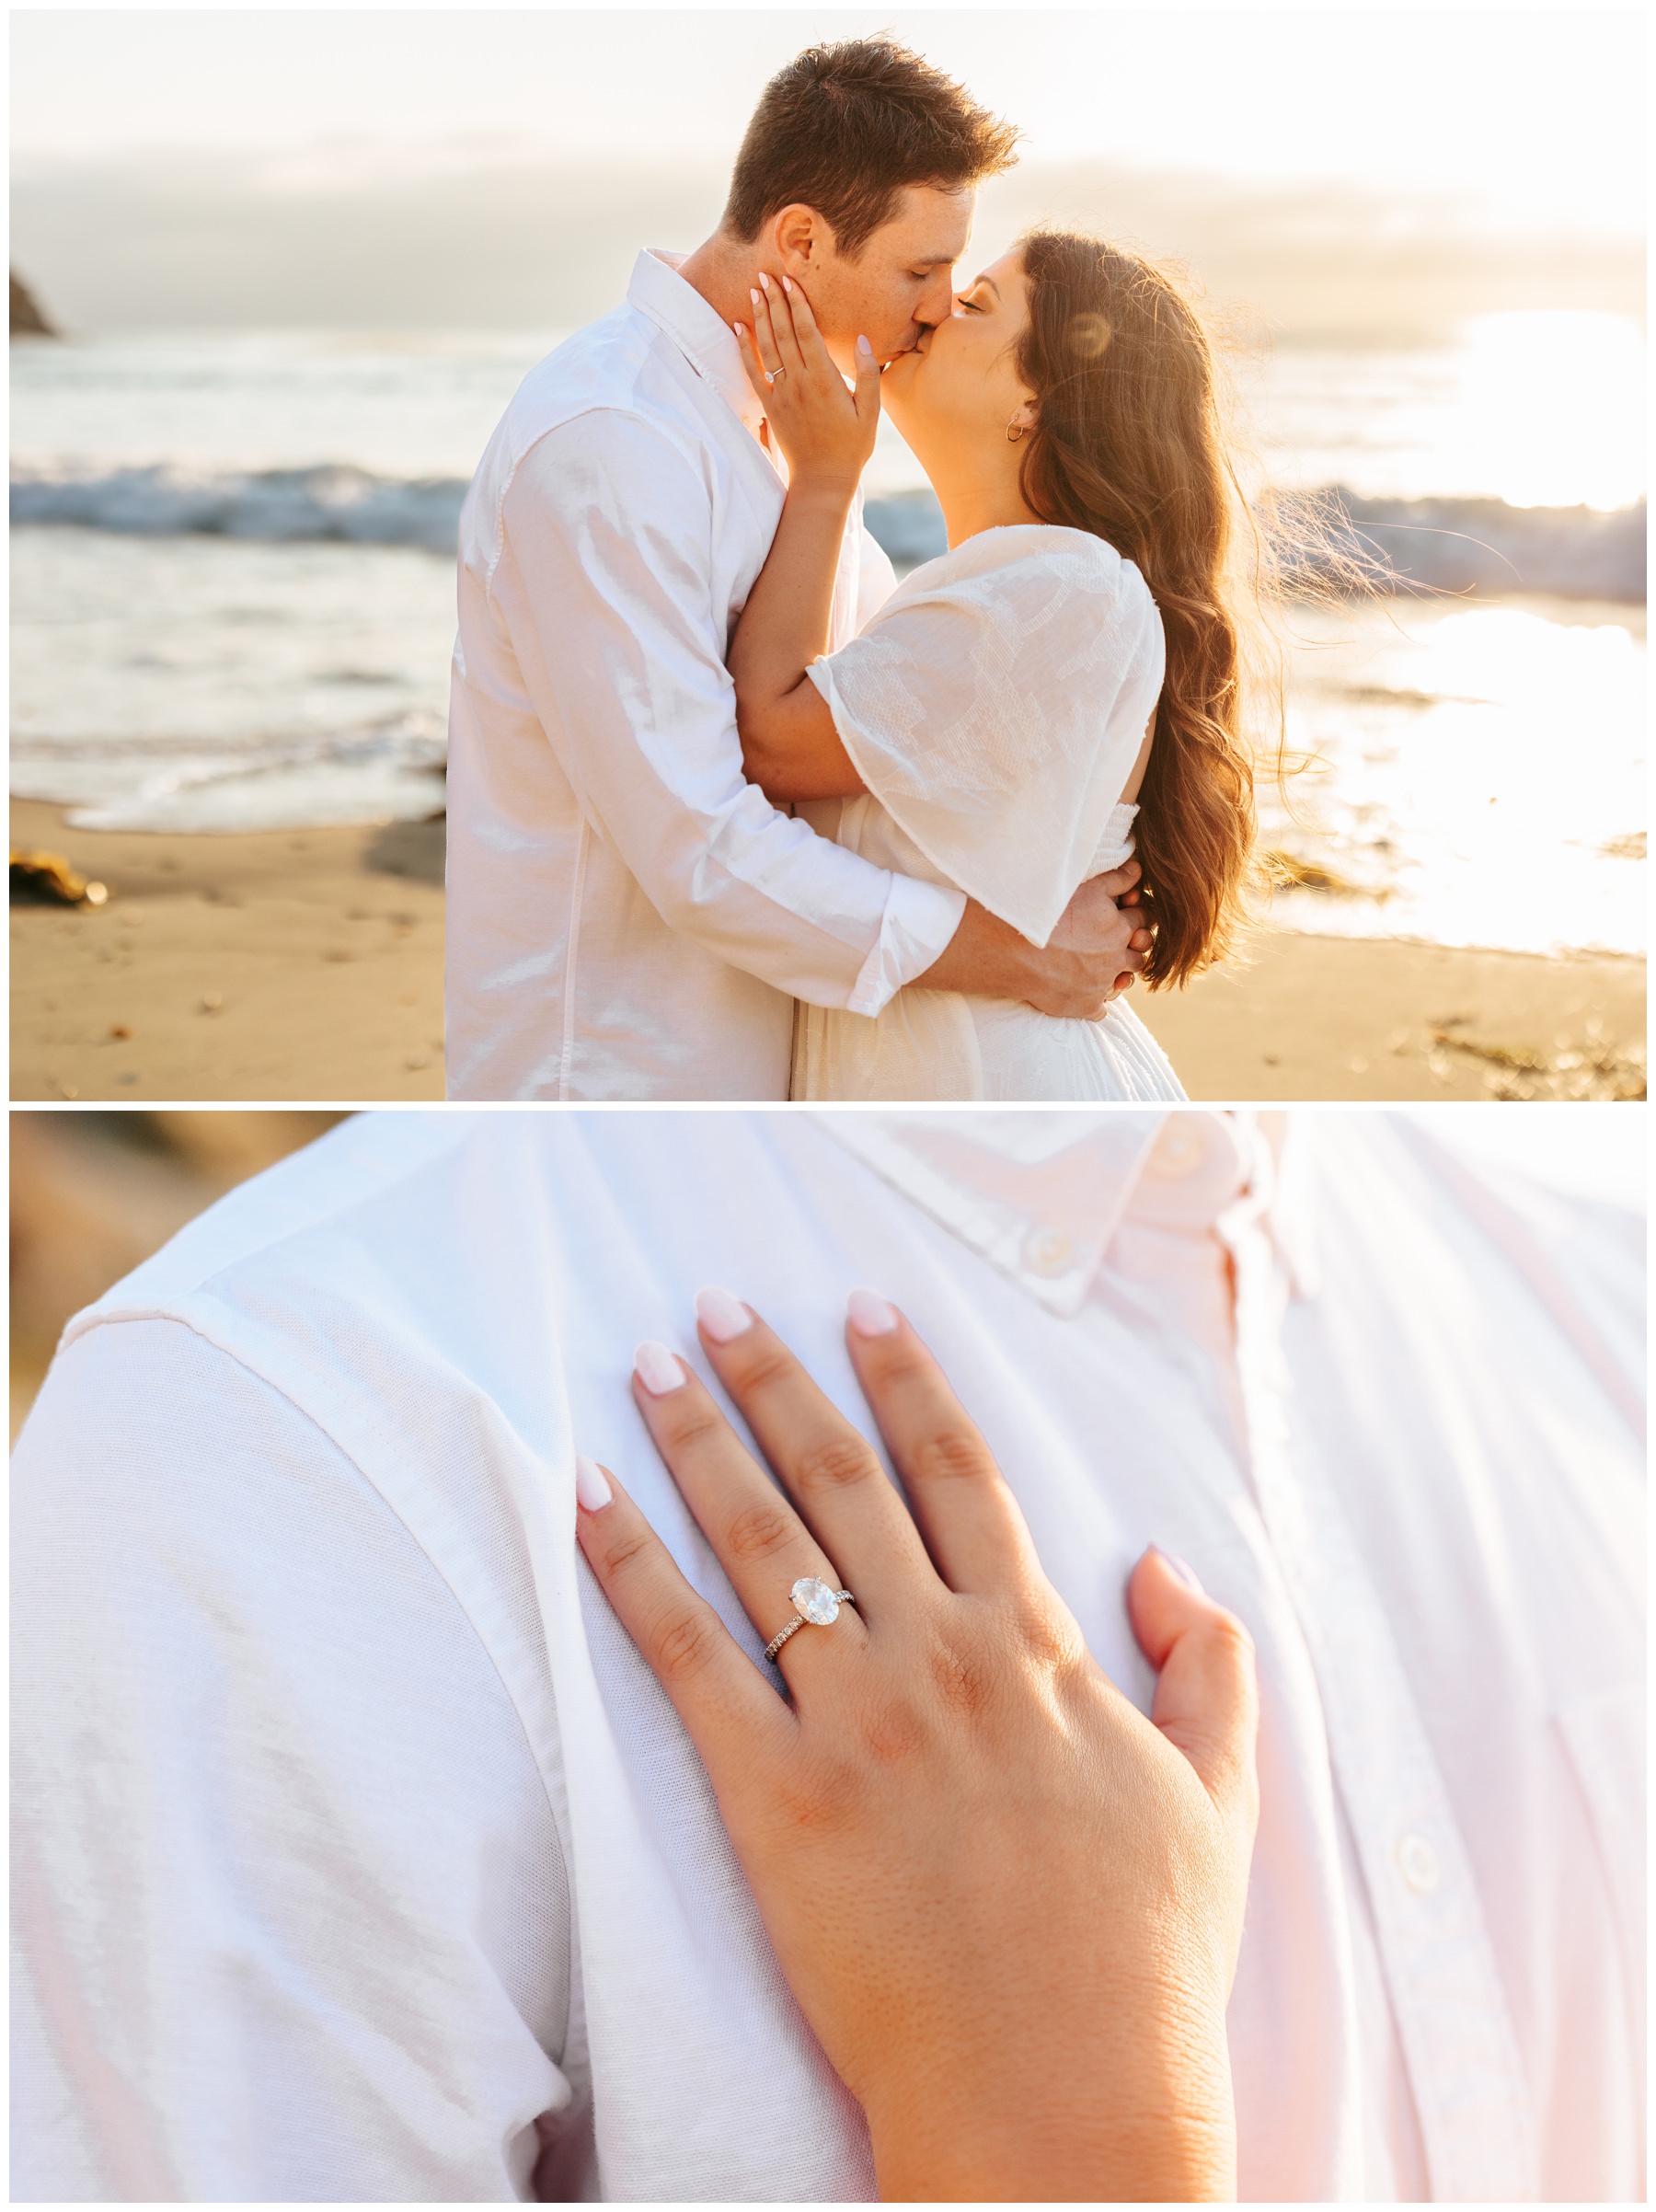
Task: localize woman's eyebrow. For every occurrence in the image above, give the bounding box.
[967,273,1001,300]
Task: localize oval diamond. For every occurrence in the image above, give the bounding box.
[791,1575,841,1626]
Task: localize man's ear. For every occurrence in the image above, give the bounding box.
[770,203,827,275]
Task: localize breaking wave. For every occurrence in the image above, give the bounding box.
[10,463,469,553]
[10,464,1647,600]
[868,488,1647,601]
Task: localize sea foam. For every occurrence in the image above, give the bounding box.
[11,465,1647,600]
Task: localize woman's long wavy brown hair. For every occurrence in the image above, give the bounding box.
[1015,230,1263,985]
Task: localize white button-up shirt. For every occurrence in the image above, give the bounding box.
[12,1112,1643,2202]
[444,249,965,1100]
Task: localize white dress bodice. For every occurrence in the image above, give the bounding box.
[793,526,1187,1102]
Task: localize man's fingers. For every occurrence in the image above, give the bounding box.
[575,1457,795,1769]
[1047,872,1143,959]
[1092,857,1142,900]
[1126,1549,1259,1841]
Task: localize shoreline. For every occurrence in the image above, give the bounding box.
[10,801,1646,1104]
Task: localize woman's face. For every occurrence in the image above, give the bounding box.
[880,248,1038,460]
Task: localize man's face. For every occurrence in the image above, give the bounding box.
[783,184,974,371]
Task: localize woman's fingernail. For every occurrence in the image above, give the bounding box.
[575,1455,613,1512]
[750,287,761,305]
[1152,1544,1203,1593]
[634,1340,686,1396]
[733,320,744,338]
[857,334,873,357]
[758,271,771,289]
[846,1286,899,1338]
[781,274,794,294]
[695,1285,753,1342]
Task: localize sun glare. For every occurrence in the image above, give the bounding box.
[1453,313,1647,513]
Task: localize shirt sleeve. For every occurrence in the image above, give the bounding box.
[807,544,1165,947]
[489,415,964,1018]
[11,1319,574,2205]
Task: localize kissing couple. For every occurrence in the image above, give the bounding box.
[445,38,1258,1102]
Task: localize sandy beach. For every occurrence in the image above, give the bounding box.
[11,800,1645,1104]
[12,801,448,1102]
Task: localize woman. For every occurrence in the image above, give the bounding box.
[730,234,1259,1101]
[575,1291,1261,2201]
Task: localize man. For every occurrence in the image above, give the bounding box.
[444,40,1147,1100]
[13,1110,1642,2200]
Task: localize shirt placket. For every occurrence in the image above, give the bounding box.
[1217,1135,1539,2203]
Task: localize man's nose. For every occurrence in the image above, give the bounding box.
[916,267,957,329]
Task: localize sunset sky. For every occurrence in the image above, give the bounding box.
[11,6,1646,334]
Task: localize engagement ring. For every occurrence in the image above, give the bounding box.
[765,367,787,385]
[764,1575,855,1662]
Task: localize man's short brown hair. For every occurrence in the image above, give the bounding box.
[721,39,1020,258]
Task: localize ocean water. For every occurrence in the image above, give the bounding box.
[10,317,1647,955]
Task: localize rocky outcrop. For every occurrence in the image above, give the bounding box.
[11,271,57,339]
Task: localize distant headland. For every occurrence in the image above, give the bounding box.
[11,271,58,339]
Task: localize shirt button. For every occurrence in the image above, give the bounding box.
[1022,1226,1074,1277]
[1397,1832,1440,1894]
[1146,1119,1206,1180]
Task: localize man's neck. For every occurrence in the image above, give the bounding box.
[675,234,766,341]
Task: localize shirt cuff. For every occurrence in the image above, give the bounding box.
[847,876,967,1018]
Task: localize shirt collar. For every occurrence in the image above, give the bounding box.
[627,248,768,441]
[811,1111,1317,1315]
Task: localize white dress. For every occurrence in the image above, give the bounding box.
[791,524,1187,1101]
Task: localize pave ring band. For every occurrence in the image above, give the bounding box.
[764,1575,856,1663]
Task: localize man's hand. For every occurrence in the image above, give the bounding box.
[914,861,1154,1019]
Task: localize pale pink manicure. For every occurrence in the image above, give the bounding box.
[575,1455,613,1512]
[846,1286,899,1338]
[1151,1544,1203,1593]
[781,275,794,293]
[750,287,762,305]
[695,1285,753,1342]
[758,271,771,289]
[634,1340,686,1396]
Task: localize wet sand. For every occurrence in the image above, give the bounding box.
[11,801,1645,1103]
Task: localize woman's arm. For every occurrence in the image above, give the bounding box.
[728,280,880,802]
[577,1295,1259,2202]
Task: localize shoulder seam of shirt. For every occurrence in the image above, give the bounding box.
[59,1302,578,1984]
[484,403,708,599]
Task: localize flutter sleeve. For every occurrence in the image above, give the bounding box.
[805,529,1166,946]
